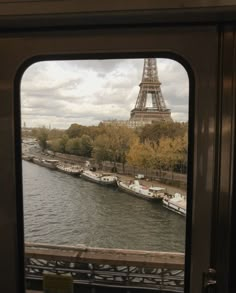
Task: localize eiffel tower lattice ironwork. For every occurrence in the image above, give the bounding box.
[130,58,172,123]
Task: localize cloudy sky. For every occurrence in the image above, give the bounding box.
[21,58,189,129]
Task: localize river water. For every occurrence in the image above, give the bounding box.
[23,160,186,252]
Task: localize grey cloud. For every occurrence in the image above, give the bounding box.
[91,87,137,107]
[21,58,188,128]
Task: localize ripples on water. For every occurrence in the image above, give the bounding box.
[23,161,186,252]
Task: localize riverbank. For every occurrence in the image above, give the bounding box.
[22,138,187,196]
[116,173,186,196]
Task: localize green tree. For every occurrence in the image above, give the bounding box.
[36,127,50,151]
[92,134,111,166]
[48,128,65,140]
[79,134,93,157]
[65,138,81,155]
[66,123,85,138]
[31,127,40,138]
[60,134,69,153]
[47,138,62,152]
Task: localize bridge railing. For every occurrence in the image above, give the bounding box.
[25,242,185,292]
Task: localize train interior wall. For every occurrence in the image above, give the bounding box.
[0,2,236,293]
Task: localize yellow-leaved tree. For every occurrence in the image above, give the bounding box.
[92,125,138,171]
[127,140,155,176]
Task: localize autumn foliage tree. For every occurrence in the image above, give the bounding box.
[150,136,187,175]
[139,122,187,143]
[33,127,50,151]
[31,121,188,175]
[127,140,154,175]
[92,125,138,171]
[127,131,188,175]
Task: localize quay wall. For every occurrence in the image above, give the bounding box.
[47,150,187,186]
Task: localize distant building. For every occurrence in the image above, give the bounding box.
[102,119,152,128]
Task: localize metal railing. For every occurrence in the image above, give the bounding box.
[25,243,185,292]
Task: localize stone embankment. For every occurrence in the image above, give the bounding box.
[44,151,186,195]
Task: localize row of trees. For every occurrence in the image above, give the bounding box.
[30,122,188,174]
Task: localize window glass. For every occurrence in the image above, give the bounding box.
[21,58,189,291]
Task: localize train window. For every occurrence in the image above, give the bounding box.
[0,25,219,293]
[21,57,189,291]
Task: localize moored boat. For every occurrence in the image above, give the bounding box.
[80,170,117,186]
[32,158,59,170]
[162,193,186,216]
[117,179,166,201]
[56,164,83,176]
[22,154,34,162]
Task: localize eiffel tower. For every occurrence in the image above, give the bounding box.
[130,58,172,123]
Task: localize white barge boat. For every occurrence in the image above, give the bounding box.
[162,193,186,216]
[56,164,82,176]
[22,154,34,162]
[80,170,117,186]
[32,158,59,170]
[117,179,166,201]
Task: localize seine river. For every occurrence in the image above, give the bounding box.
[23,160,186,252]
